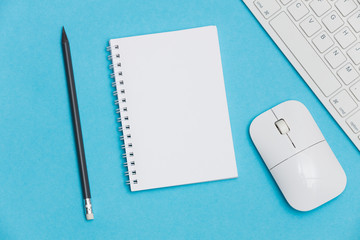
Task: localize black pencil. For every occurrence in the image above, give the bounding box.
[61,27,94,220]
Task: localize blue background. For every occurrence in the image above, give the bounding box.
[1,0,359,239]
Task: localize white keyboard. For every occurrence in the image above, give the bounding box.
[243,0,360,150]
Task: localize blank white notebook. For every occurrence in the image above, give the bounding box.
[108,26,238,191]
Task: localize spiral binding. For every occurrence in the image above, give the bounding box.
[107,43,138,186]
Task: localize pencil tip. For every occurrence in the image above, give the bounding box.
[62,27,68,42]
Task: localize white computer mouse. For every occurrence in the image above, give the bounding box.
[249,100,346,211]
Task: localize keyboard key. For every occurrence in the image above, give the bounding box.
[300,16,322,36]
[334,27,356,49]
[254,0,281,19]
[280,0,292,4]
[313,31,334,52]
[322,11,344,32]
[330,90,358,117]
[270,13,341,96]
[347,110,360,133]
[288,1,310,21]
[335,0,357,17]
[348,11,360,32]
[325,47,347,68]
[348,43,360,64]
[338,63,359,84]
[310,0,331,16]
[350,80,360,100]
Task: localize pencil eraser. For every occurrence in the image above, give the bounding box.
[86,213,94,220]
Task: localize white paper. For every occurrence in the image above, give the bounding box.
[110,26,238,191]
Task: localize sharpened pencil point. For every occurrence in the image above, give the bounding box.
[62,27,68,43]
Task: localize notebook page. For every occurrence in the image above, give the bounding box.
[110,26,238,191]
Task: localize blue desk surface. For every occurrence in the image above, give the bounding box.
[1,0,359,239]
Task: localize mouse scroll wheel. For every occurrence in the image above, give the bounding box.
[275,119,290,135]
